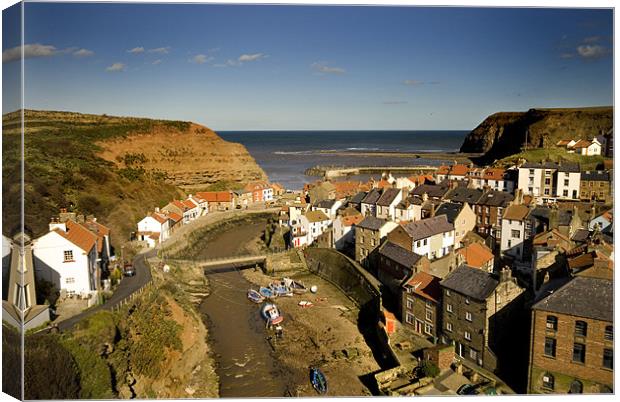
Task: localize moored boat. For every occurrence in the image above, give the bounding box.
[271,283,293,297]
[247,289,264,303]
[259,286,276,299]
[310,367,327,394]
[261,303,284,325]
[282,277,307,294]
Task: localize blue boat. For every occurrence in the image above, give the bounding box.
[247,289,264,304]
[271,283,293,297]
[310,367,327,394]
[259,286,276,299]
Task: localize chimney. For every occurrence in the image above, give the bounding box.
[77,214,85,223]
[155,207,160,213]
[422,192,429,202]
[49,217,66,232]
[430,202,436,218]
[500,266,512,282]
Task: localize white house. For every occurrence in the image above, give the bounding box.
[589,210,612,232]
[312,199,343,220]
[394,197,422,223]
[500,204,530,260]
[360,189,381,217]
[573,138,602,156]
[33,220,99,296]
[263,186,274,202]
[136,211,172,247]
[188,194,209,216]
[375,188,403,221]
[332,214,364,250]
[554,164,581,200]
[388,215,455,260]
[290,210,331,248]
[395,176,416,191]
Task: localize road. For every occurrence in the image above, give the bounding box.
[57,248,155,331]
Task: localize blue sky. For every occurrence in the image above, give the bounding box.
[2,3,614,130]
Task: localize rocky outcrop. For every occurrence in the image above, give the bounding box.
[96,123,266,190]
[460,107,613,161]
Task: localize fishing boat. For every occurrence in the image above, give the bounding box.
[261,303,284,325]
[259,286,276,299]
[247,289,264,304]
[310,367,327,394]
[298,300,313,308]
[282,277,307,294]
[271,283,293,297]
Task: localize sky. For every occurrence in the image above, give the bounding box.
[1,2,614,130]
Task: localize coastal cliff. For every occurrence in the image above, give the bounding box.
[460,107,613,161]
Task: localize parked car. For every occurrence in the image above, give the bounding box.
[123,263,136,277]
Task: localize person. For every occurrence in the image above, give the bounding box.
[275,325,283,339]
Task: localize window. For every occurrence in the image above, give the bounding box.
[465,297,470,305]
[605,325,613,341]
[469,348,478,360]
[424,323,433,335]
[563,190,568,197]
[465,311,472,322]
[507,240,511,248]
[511,229,520,239]
[425,300,433,309]
[63,250,74,262]
[529,169,535,175]
[544,189,550,195]
[65,277,75,284]
[572,343,586,363]
[546,315,558,331]
[564,179,569,186]
[542,373,554,390]
[544,337,556,357]
[575,321,588,337]
[425,310,433,321]
[405,312,414,324]
[446,304,453,313]
[464,331,472,341]
[603,349,613,369]
[446,322,453,332]
[445,290,451,297]
[423,239,428,246]
[416,241,421,248]
[545,178,551,185]
[406,298,414,309]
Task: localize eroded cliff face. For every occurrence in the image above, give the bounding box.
[96,123,267,190]
[460,107,613,160]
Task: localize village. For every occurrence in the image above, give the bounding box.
[2,130,613,396]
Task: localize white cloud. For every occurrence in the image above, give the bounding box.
[152,59,162,65]
[2,43,57,63]
[238,53,266,62]
[577,44,609,59]
[128,46,145,54]
[311,61,346,75]
[148,47,170,54]
[191,54,212,64]
[404,79,424,85]
[106,62,126,72]
[73,48,94,57]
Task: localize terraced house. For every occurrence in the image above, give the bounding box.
[528,277,613,394]
[387,215,455,260]
[355,216,398,270]
[580,170,612,203]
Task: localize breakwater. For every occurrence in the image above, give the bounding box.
[305,165,438,179]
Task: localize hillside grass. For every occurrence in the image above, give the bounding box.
[2,110,187,247]
[494,148,608,171]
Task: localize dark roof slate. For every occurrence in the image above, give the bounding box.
[357,216,390,231]
[476,190,514,207]
[532,276,613,322]
[401,215,454,241]
[581,170,611,182]
[378,241,422,268]
[444,188,484,204]
[361,188,382,204]
[315,199,338,209]
[376,188,401,206]
[411,184,450,199]
[350,191,367,204]
[434,202,462,224]
[439,264,499,301]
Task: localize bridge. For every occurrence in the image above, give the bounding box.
[166,250,290,272]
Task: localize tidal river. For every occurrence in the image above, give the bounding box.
[197,219,293,397]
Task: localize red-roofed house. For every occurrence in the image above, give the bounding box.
[447,164,470,181]
[33,219,99,296]
[196,191,236,211]
[136,211,172,247]
[244,181,273,202]
[402,271,442,342]
[573,138,602,156]
[456,242,494,272]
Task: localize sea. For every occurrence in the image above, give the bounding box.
[218,130,469,190]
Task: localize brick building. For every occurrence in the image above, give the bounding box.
[580,171,612,203]
[440,265,524,372]
[528,277,613,394]
[402,271,442,342]
[472,189,514,245]
[354,216,398,271]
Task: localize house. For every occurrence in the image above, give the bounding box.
[456,242,494,272]
[472,190,514,243]
[567,248,613,281]
[244,180,273,203]
[304,210,332,243]
[82,218,112,276]
[33,219,100,297]
[572,138,602,156]
[554,163,581,200]
[375,188,403,221]
[360,188,382,217]
[332,213,364,251]
[162,199,187,218]
[447,164,470,181]
[307,181,336,203]
[580,171,612,203]
[434,202,476,248]
[435,165,451,183]
[196,191,236,211]
[589,210,612,232]
[181,198,201,223]
[188,194,209,216]
[467,167,515,193]
[271,182,286,197]
[411,183,451,202]
[348,191,368,211]
[233,188,254,208]
[517,162,563,200]
[556,139,577,149]
[377,241,430,299]
[2,234,51,330]
[387,215,455,260]
[500,204,531,260]
[312,199,342,220]
[402,271,442,342]
[528,206,581,239]
[355,216,398,270]
[394,196,423,223]
[443,187,484,205]
[136,211,172,247]
[333,181,363,199]
[528,277,613,394]
[440,266,524,372]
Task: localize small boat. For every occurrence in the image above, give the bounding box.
[272,283,293,297]
[261,303,284,325]
[283,277,308,294]
[310,367,327,394]
[247,289,264,304]
[259,286,276,299]
[298,300,313,308]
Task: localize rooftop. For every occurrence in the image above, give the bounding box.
[357,215,390,231]
[376,188,402,206]
[401,215,454,241]
[434,202,463,224]
[361,188,382,204]
[305,210,330,223]
[444,188,484,204]
[476,190,514,207]
[456,242,494,269]
[440,264,499,301]
[532,276,612,322]
[404,271,442,303]
[502,204,530,221]
[379,241,423,269]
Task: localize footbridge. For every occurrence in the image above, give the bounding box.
[166,250,290,272]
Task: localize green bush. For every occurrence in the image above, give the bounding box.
[421,361,440,378]
[2,325,21,399]
[59,337,115,399]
